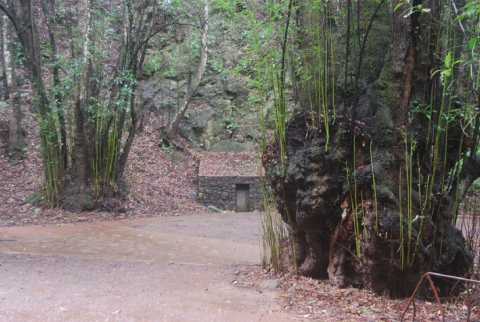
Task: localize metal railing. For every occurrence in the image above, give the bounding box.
[401,272,480,321]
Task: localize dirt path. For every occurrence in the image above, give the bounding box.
[0,212,290,322]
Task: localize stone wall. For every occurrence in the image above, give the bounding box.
[197,176,264,212]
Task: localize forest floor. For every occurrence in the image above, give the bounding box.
[1,112,480,321]
[0,111,205,227]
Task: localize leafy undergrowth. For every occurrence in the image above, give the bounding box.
[234,266,480,322]
[0,110,206,227]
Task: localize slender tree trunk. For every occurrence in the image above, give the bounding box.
[40,0,68,169]
[115,0,154,181]
[116,82,138,180]
[76,0,91,188]
[64,0,92,211]
[1,13,25,159]
[17,0,50,118]
[167,0,209,141]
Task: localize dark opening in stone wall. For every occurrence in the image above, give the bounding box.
[236,184,250,212]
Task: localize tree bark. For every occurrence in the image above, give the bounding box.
[264,0,476,297]
[1,13,25,159]
[76,0,90,182]
[63,0,92,211]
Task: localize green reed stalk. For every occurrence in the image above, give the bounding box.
[92,110,101,196]
[370,141,379,233]
[451,135,465,225]
[39,114,63,206]
[404,133,416,266]
[399,166,405,270]
[259,172,284,272]
[328,2,336,123]
[346,139,361,257]
[273,72,286,176]
[352,170,361,256]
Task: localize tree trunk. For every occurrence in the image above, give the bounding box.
[63,0,93,211]
[40,0,68,169]
[166,0,209,141]
[264,0,475,297]
[1,13,25,159]
[115,0,156,181]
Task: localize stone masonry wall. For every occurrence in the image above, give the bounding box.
[197,176,264,212]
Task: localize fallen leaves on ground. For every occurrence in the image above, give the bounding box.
[234,267,480,322]
[198,151,262,177]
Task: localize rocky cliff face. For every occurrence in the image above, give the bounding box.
[138,12,259,152]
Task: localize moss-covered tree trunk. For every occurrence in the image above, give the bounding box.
[264,0,476,297]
